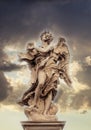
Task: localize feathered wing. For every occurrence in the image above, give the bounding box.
[58,41,72,87]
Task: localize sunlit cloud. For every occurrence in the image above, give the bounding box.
[72,77,89,92]
[0,104,22,112]
[70,61,83,76]
[85,56,91,66]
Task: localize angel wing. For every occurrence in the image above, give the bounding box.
[57,38,72,87]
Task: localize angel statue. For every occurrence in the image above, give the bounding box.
[18,31,72,121]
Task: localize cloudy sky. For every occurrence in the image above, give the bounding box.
[0,0,91,130]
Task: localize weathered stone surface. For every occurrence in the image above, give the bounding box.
[21,121,66,130]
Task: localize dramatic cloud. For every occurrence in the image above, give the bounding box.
[0,61,22,72]
[2,82,27,106]
[0,50,23,73]
[85,56,91,66]
[0,66,30,109]
[0,0,91,43]
[70,89,91,110]
[70,61,83,76]
[0,71,12,101]
[77,66,91,88]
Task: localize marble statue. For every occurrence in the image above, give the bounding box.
[18,31,72,121]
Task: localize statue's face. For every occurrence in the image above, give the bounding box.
[41,32,53,43]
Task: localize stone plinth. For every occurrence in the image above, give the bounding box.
[21,121,66,130]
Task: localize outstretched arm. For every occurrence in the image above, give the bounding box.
[18,52,34,63]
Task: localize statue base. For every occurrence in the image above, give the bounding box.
[21,121,66,130]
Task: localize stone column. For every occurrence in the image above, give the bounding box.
[21,121,66,130]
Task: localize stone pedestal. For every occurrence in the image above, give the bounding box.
[21,121,66,130]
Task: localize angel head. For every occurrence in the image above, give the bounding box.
[40,31,53,43]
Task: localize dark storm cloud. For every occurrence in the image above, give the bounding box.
[0,46,23,72]
[0,62,22,72]
[0,42,23,102]
[0,0,91,45]
[0,0,90,65]
[0,71,12,101]
[2,83,27,105]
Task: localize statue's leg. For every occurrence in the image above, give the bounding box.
[43,91,52,115]
[33,70,46,107]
